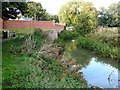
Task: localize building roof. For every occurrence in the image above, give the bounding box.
[23,17,32,21]
[9,17,32,21]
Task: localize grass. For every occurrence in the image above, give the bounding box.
[4,28,35,35]
[2,29,87,88]
[4,28,56,34]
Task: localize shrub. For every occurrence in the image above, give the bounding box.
[76,36,119,60]
[58,30,79,41]
[87,28,118,47]
[74,13,96,36]
[55,30,79,48]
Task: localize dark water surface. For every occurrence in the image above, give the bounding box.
[71,47,119,88]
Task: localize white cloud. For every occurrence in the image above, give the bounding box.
[29,0,119,15]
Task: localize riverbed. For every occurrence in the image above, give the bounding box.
[70,47,119,88]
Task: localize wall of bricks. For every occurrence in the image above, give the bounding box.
[55,23,65,32]
[4,20,32,28]
[0,18,3,29]
[3,20,64,31]
[33,21,55,29]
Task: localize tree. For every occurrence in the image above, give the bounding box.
[58,0,97,36]
[74,13,93,36]
[118,1,120,27]
[58,0,97,27]
[25,2,47,21]
[47,15,59,23]
[38,12,59,22]
[97,3,119,27]
[2,2,27,20]
[97,7,112,26]
[108,3,119,27]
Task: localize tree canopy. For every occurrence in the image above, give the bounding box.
[97,3,119,27]
[58,0,97,27]
[58,0,97,36]
[2,1,58,21]
[47,15,59,23]
[2,2,27,20]
[24,1,59,21]
[25,1,47,20]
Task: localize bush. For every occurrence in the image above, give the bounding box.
[76,36,119,60]
[54,30,79,48]
[74,13,96,36]
[58,30,79,41]
[9,29,47,56]
[87,28,118,47]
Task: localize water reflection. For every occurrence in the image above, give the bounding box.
[71,48,119,88]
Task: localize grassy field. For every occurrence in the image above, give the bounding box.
[2,28,87,88]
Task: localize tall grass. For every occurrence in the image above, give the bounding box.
[87,27,119,47]
[76,36,119,60]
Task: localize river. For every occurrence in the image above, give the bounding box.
[70,47,119,88]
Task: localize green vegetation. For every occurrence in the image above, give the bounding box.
[58,30,78,41]
[0,33,1,89]
[5,28,35,35]
[2,0,119,89]
[2,1,59,22]
[55,27,119,61]
[26,2,47,20]
[74,13,95,36]
[87,27,118,47]
[56,1,119,60]
[58,0,97,27]
[76,36,119,60]
[2,2,27,20]
[97,3,119,27]
[2,29,87,88]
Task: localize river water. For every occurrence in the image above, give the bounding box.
[71,47,120,88]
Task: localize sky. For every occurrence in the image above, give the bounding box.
[29,0,119,15]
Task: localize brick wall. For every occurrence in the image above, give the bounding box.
[55,23,65,32]
[0,18,3,29]
[3,20,65,31]
[33,21,54,29]
[4,20,32,28]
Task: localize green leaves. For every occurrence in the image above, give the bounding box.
[58,1,97,36]
[2,28,87,88]
[74,13,94,36]
[59,30,79,41]
[97,3,119,27]
[76,36,119,60]
[26,2,47,21]
[2,2,27,20]
[58,1,97,27]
